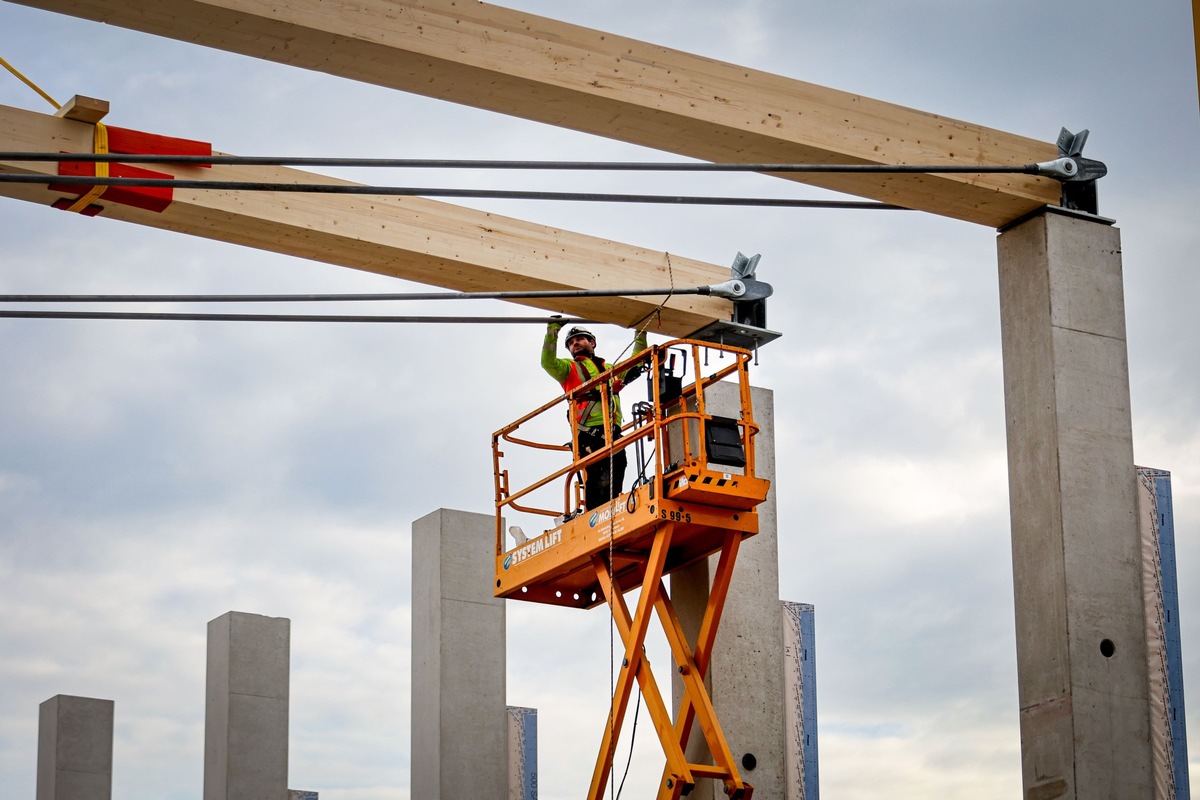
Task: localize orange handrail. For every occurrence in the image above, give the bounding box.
[493,339,761,553]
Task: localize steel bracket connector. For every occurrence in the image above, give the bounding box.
[1049,127,1107,215]
[705,279,747,300]
[1034,156,1079,179]
[726,252,772,336]
[687,252,781,349]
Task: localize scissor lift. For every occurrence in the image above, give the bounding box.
[493,339,770,800]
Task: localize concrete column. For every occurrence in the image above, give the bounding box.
[671,383,784,800]
[204,611,291,800]
[782,601,819,800]
[507,706,538,800]
[997,208,1153,799]
[411,508,507,799]
[37,695,113,800]
[1137,467,1190,800]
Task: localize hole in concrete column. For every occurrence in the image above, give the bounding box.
[1100,639,1116,658]
[741,752,757,771]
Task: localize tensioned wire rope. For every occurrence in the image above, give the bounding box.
[0,310,599,323]
[0,151,1077,211]
[0,150,1070,175]
[0,170,904,209]
[0,284,725,324]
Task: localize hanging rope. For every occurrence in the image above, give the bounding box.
[597,261,674,796]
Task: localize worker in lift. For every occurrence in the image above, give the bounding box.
[542,319,647,510]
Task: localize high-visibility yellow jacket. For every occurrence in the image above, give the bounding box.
[541,328,647,430]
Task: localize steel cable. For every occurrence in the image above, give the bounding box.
[0,172,906,208]
[0,151,1050,174]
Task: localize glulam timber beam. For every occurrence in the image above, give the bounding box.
[0,103,730,335]
[7,0,1063,228]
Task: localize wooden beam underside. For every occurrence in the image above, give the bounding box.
[0,104,731,335]
[8,0,1062,228]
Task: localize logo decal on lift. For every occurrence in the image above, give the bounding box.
[588,503,618,528]
[506,529,563,568]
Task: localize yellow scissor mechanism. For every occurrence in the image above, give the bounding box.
[493,339,769,800]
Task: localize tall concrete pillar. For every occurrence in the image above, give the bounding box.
[411,508,507,799]
[205,611,291,800]
[671,383,784,800]
[37,695,113,800]
[997,208,1153,798]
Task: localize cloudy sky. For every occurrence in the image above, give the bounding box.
[1,1,1197,798]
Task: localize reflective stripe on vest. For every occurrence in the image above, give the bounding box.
[563,358,606,430]
[566,359,596,428]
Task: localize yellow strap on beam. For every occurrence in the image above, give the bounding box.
[63,121,110,213]
[1,53,109,213]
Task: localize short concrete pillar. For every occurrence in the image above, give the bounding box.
[671,384,784,800]
[411,509,507,799]
[204,611,291,800]
[997,209,1153,798]
[37,695,113,800]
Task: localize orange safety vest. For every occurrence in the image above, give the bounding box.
[562,357,625,431]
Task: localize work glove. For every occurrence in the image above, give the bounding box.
[624,329,650,383]
[547,314,564,337]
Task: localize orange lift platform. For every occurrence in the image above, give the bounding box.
[493,339,770,800]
